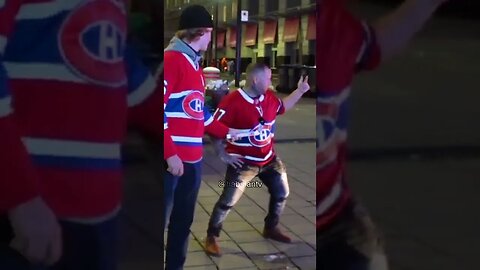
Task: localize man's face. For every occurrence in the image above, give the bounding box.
[198,28,213,51]
[253,68,272,95]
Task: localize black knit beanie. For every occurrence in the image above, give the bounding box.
[178,5,214,30]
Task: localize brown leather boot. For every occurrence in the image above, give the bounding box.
[263,227,292,243]
[204,235,221,257]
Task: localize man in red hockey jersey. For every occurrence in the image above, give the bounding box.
[203,63,311,256]
[0,1,166,269]
[163,5,241,270]
[317,0,449,268]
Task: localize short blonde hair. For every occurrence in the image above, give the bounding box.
[246,63,269,78]
[175,28,210,42]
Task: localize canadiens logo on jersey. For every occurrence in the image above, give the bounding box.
[248,124,272,147]
[182,91,204,120]
[317,87,350,168]
[60,0,127,87]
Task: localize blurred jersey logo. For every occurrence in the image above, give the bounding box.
[60,0,127,87]
[249,124,272,147]
[182,91,204,120]
[317,87,350,169]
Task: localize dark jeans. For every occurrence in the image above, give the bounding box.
[0,214,119,270]
[163,161,202,270]
[207,156,289,237]
[317,202,387,270]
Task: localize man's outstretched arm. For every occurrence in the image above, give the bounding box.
[373,0,449,61]
[282,76,311,112]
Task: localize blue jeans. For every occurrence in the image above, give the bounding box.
[164,161,202,270]
[0,214,119,270]
[207,156,290,237]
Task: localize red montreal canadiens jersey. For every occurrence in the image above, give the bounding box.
[214,89,285,166]
[317,0,381,230]
[164,50,228,162]
[0,0,164,218]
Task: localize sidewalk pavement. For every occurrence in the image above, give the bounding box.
[349,158,480,270]
[119,97,316,270]
[346,3,480,269]
[182,141,316,270]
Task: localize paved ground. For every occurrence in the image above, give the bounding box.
[183,142,316,270]
[347,2,480,270]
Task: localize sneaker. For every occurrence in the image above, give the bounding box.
[263,227,292,243]
[204,235,221,256]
